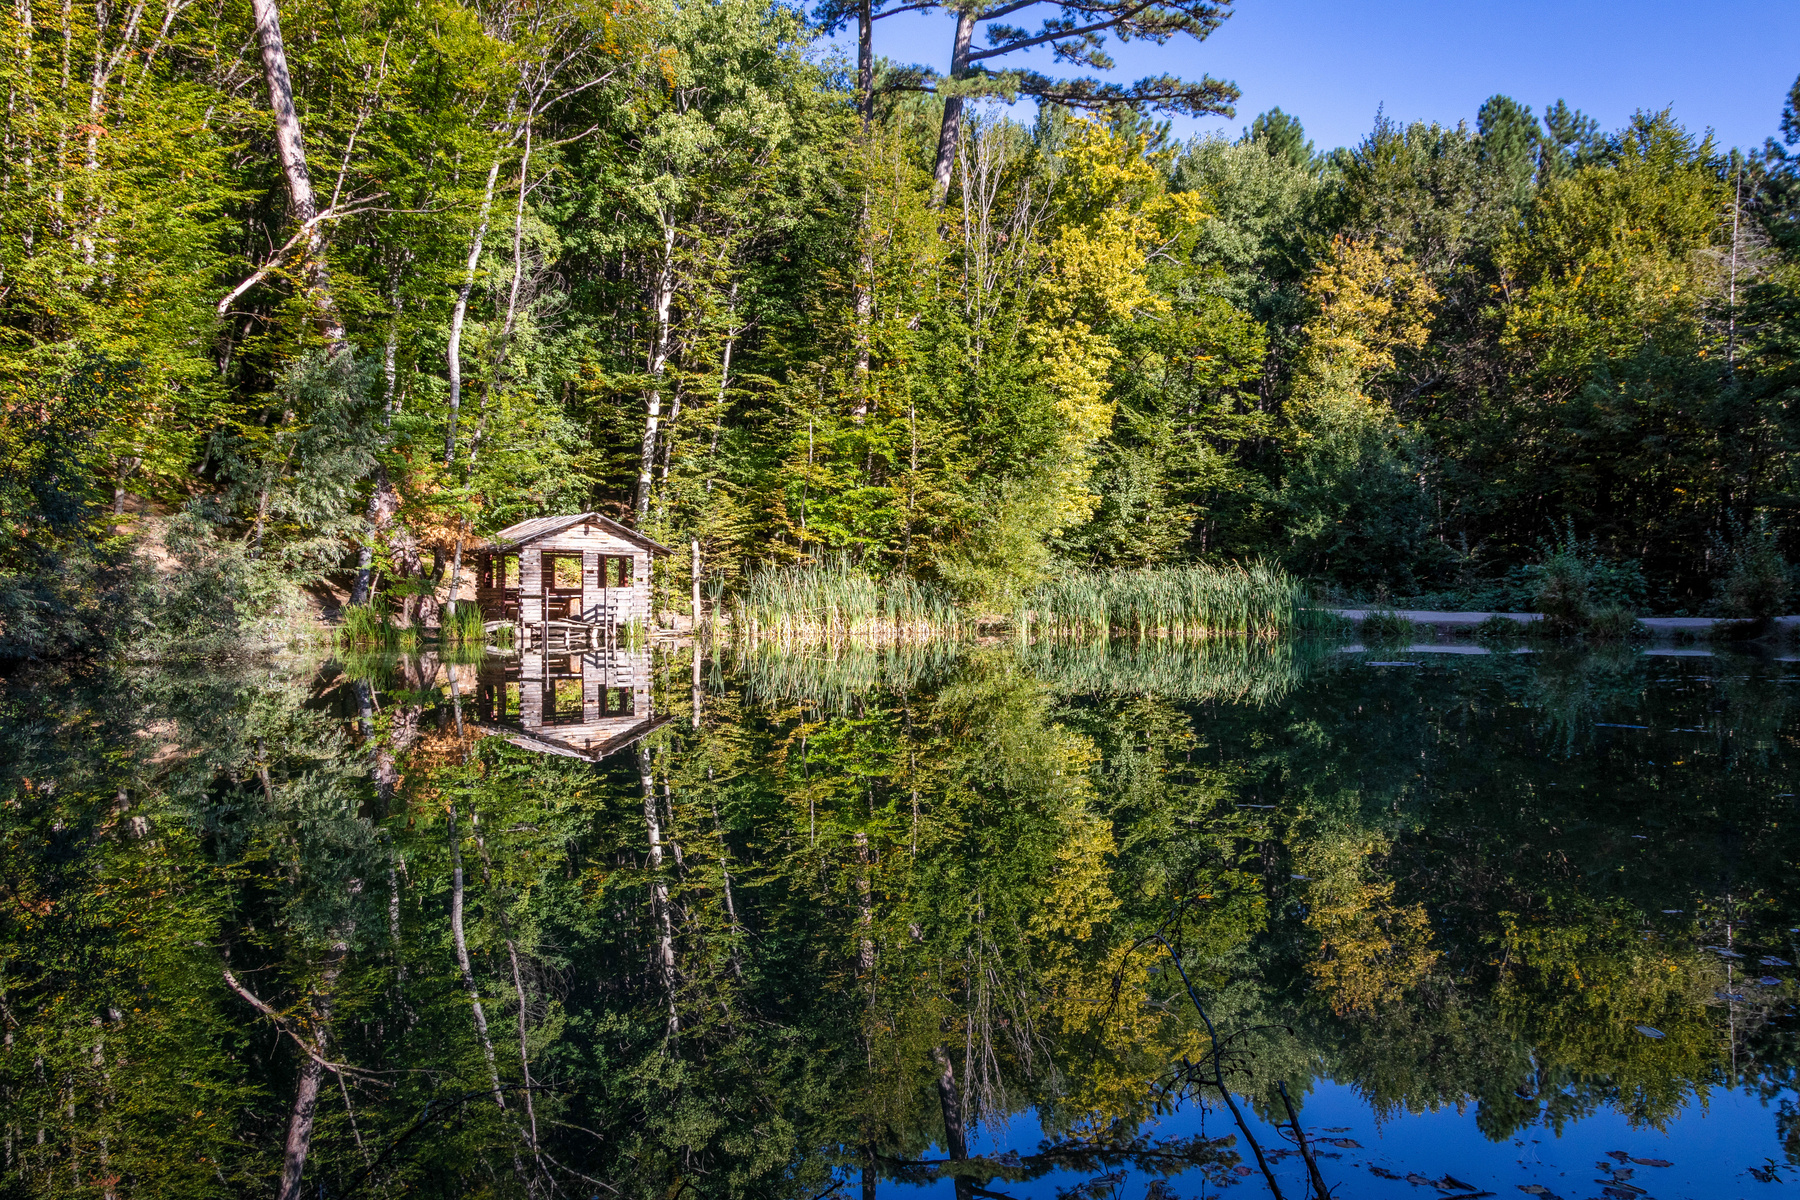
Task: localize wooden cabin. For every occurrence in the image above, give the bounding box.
[473,648,669,762]
[473,512,671,647]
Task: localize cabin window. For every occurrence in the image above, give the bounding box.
[602,555,632,588]
[548,678,583,724]
[500,555,519,588]
[546,553,582,590]
[600,687,633,716]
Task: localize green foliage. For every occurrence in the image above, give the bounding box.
[729,558,969,642]
[1710,515,1791,619]
[1023,561,1309,638]
[1357,609,1415,644]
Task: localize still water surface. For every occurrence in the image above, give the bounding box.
[1,640,1794,1198]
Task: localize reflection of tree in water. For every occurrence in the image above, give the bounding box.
[0,644,1795,1196]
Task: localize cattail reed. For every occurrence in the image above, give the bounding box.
[1021,562,1311,640]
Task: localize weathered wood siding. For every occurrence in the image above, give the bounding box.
[480,518,658,628]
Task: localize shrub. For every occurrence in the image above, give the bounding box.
[1711,516,1790,621]
[1585,605,1647,643]
[1359,609,1415,644]
[1473,613,1524,644]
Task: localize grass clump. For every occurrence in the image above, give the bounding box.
[1358,609,1415,645]
[1024,561,1309,640]
[1585,604,1647,643]
[339,602,398,647]
[731,560,969,643]
[1472,613,1525,645]
[439,601,486,645]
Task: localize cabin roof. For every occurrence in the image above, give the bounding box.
[481,512,672,556]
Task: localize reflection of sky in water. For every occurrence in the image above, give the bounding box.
[919,1081,1795,1198]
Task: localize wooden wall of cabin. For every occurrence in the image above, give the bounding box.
[477,522,661,632]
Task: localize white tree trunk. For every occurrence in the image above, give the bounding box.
[248,0,345,351]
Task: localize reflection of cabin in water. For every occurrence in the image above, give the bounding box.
[475,647,669,762]
[473,513,671,648]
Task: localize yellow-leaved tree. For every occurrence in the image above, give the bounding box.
[1280,235,1442,588]
[1032,122,1209,536]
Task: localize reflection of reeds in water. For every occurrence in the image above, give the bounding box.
[1021,637,1329,707]
[732,640,964,711]
[729,561,971,643]
[733,637,1324,710]
[1024,562,1312,639]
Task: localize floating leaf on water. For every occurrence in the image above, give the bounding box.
[1629,1158,1672,1168]
[1661,909,1683,914]
[1633,1025,1664,1038]
[1606,1152,1630,1162]
[1233,1165,1253,1176]
[1406,1173,1434,1185]
[1320,1138,1361,1148]
[1760,976,1783,986]
[1761,956,1792,967]
[1324,1127,1353,1133]
[1442,1175,1479,1191]
[1517,1186,1559,1198]
[1716,992,1747,1002]
[1291,874,1312,881]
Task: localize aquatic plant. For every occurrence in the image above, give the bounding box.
[1022,561,1311,640]
[734,640,964,711]
[1358,609,1415,644]
[439,601,487,646]
[1585,604,1647,643]
[729,560,970,643]
[1472,613,1525,644]
[338,602,398,647]
[1020,636,1327,707]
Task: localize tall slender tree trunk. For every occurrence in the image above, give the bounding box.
[851,0,874,419]
[930,1043,968,1158]
[636,218,677,518]
[248,0,345,352]
[444,152,505,467]
[447,805,507,1110]
[637,745,680,1033]
[930,10,975,206]
[276,940,347,1200]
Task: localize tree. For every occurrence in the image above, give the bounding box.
[922,0,1239,202]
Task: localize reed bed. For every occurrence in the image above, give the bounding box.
[733,640,964,713]
[1021,561,1312,640]
[1020,636,1329,708]
[729,561,971,643]
[439,601,487,645]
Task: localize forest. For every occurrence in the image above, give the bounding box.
[1,0,1799,656]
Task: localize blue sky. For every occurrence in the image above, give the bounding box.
[826,0,1800,154]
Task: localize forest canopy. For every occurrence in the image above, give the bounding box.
[2,0,1798,653]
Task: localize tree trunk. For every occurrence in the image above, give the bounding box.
[637,745,680,1033]
[444,152,505,467]
[930,1043,968,1160]
[276,940,347,1200]
[447,805,507,1110]
[636,219,677,518]
[852,0,874,418]
[248,0,346,352]
[930,11,975,206]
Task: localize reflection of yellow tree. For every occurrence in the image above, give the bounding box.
[1029,810,1213,1128]
[1300,830,1438,1016]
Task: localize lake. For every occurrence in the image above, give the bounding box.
[1,638,1794,1199]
